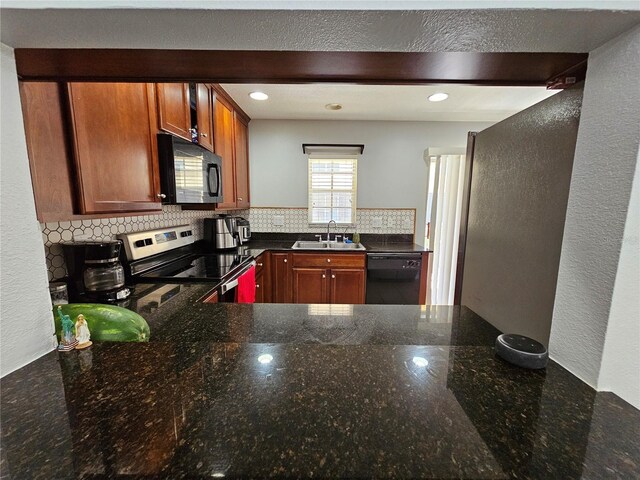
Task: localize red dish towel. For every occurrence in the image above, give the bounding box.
[236,265,256,303]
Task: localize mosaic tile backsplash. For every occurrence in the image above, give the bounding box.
[41,206,414,281]
[41,206,234,281]
[244,208,416,235]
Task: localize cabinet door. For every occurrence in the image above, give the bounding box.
[196,84,214,152]
[271,253,291,303]
[67,83,161,214]
[330,269,366,304]
[213,94,237,209]
[256,253,271,303]
[19,82,76,222]
[233,113,250,209]
[292,268,328,304]
[156,83,191,141]
[255,271,264,303]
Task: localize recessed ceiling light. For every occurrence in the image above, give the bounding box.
[325,103,343,110]
[428,93,449,102]
[249,91,269,101]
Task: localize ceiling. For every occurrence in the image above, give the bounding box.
[1,8,639,52]
[220,84,559,122]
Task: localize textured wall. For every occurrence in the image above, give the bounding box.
[549,25,640,388]
[0,45,56,376]
[461,86,583,345]
[597,151,640,409]
[249,119,491,243]
[1,9,639,52]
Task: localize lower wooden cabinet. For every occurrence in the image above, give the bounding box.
[329,268,366,304]
[208,251,366,305]
[254,253,270,303]
[278,253,366,305]
[270,253,292,303]
[292,268,329,304]
[292,266,365,304]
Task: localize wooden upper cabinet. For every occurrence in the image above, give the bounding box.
[233,113,250,209]
[19,82,77,222]
[213,94,237,210]
[156,83,191,141]
[196,84,214,152]
[66,83,161,214]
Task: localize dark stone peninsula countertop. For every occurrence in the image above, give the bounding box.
[2,289,639,479]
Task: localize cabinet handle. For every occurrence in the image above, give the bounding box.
[157,193,167,199]
[201,133,208,137]
[238,197,243,201]
[332,275,336,279]
[327,259,331,263]
[257,263,263,267]
[322,274,326,278]
[284,259,287,263]
[256,284,260,288]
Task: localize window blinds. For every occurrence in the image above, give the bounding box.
[308,155,358,225]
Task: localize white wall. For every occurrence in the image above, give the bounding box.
[248,119,492,243]
[598,150,640,409]
[549,26,640,390]
[0,44,56,376]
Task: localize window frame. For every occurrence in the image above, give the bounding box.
[307,153,359,226]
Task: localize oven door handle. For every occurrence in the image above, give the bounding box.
[220,261,256,295]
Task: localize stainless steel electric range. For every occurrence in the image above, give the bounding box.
[117,225,255,301]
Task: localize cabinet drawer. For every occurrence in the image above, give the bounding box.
[292,253,365,268]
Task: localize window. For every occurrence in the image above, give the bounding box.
[308,154,358,225]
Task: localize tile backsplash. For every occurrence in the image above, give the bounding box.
[41,206,232,281]
[244,208,416,235]
[41,206,414,281]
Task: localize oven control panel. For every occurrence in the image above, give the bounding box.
[118,225,194,261]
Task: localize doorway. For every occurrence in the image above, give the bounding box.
[424,148,467,305]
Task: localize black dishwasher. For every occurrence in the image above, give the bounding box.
[365,253,422,305]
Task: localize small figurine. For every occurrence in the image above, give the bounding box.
[74,314,92,349]
[56,306,78,351]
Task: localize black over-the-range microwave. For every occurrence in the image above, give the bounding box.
[157,134,223,204]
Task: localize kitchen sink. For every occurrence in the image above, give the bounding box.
[328,243,366,250]
[291,241,328,249]
[291,241,366,251]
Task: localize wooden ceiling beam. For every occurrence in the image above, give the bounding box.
[15,49,588,87]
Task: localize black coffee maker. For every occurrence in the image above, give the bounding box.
[63,241,131,302]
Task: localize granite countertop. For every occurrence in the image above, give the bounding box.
[1,288,639,479]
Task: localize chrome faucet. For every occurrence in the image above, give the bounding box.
[326,220,337,242]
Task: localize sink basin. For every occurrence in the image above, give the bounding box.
[328,242,366,250]
[291,241,366,251]
[291,241,328,250]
